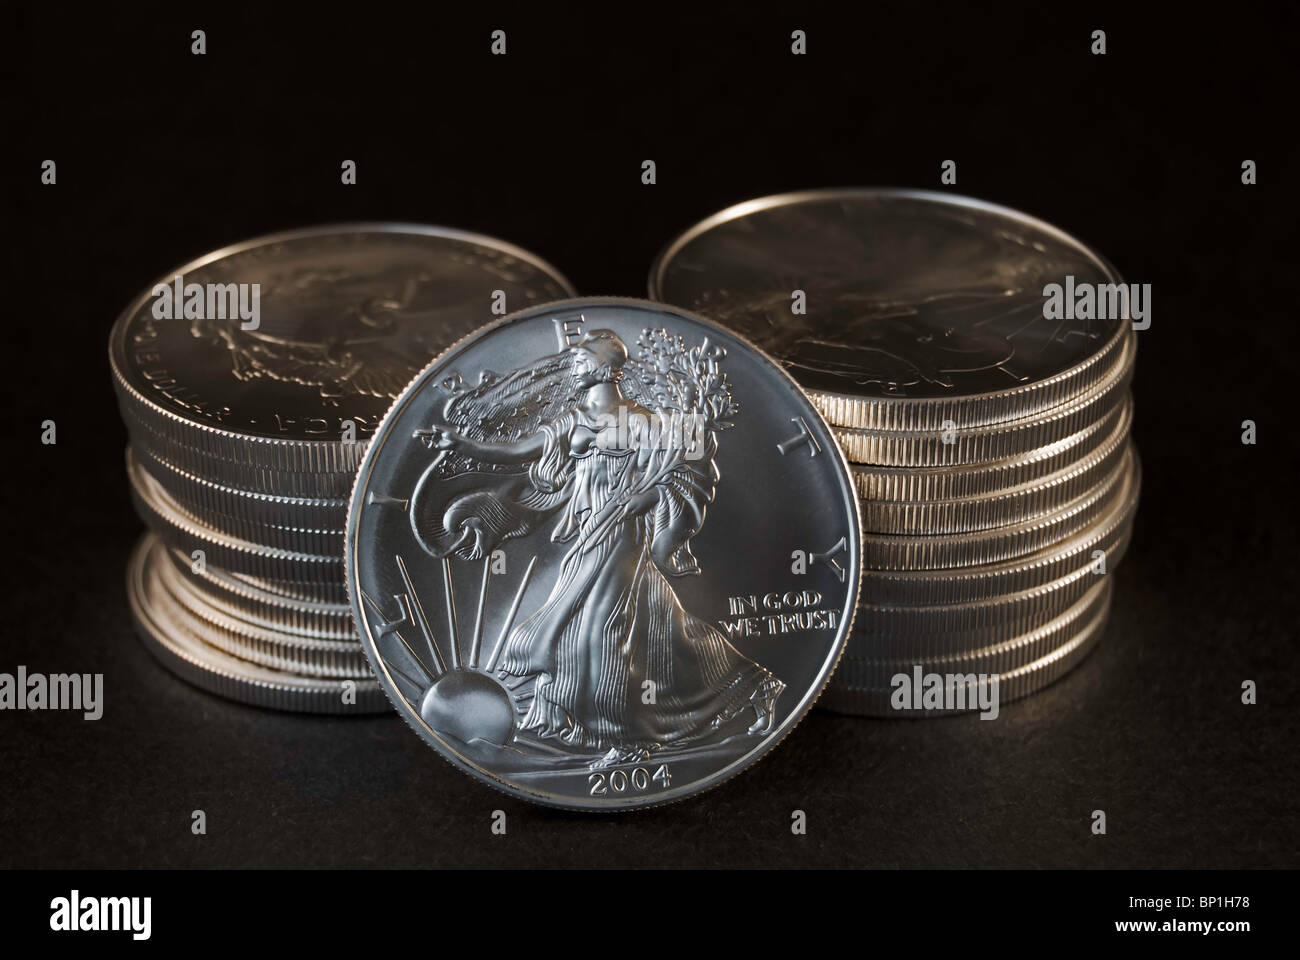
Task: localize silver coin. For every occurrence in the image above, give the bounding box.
[820,596,1111,717]
[346,298,862,809]
[860,398,1131,535]
[148,553,369,678]
[124,407,361,498]
[133,441,348,545]
[840,577,1111,679]
[126,447,347,593]
[110,223,574,472]
[852,455,1138,640]
[128,534,386,714]
[846,519,1131,661]
[830,333,1133,466]
[861,445,1139,605]
[651,188,1128,431]
[160,545,355,637]
[156,540,358,644]
[222,568,348,606]
[851,394,1130,502]
[862,443,1136,571]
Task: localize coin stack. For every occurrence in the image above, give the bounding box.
[111,224,573,713]
[651,189,1141,716]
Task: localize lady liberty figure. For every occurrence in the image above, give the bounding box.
[409,328,784,767]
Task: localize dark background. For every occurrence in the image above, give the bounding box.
[4,3,1297,868]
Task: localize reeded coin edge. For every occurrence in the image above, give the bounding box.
[822,598,1112,717]
[860,441,1136,571]
[128,534,387,714]
[831,337,1134,466]
[851,395,1131,503]
[127,447,344,579]
[859,406,1131,535]
[863,445,1140,602]
[846,576,1114,669]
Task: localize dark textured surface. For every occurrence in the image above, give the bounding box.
[5,4,1297,867]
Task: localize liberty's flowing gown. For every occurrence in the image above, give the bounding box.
[495,407,777,752]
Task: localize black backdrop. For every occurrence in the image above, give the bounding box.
[5,3,1297,868]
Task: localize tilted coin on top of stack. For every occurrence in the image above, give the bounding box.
[650,188,1141,716]
[110,223,575,713]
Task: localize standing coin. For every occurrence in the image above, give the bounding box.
[346,298,862,809]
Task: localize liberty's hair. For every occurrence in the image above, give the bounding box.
[573,329,628,384]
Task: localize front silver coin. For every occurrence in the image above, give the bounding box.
[347,298,862,809]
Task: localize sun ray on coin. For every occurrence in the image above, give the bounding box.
[389,629,437,684]
[485,554,538,673]
[386,660,425,702]
[360,587,439,682]
[394,554,447,675]
[469,556,491,668]
[441,558,461,669]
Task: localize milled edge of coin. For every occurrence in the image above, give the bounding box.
[861,441,1135,571]
[849,521,1131,657]
[860,399,1132,535]
[831,334,1134,466]
[122,405,363,497]
[155,542,359,645]
[648,187,1129,431]
[109,222,577,470]
[854,451,1140,634]
[861,448,1140,604]
[126,447,346,588]
[842,577,1113,673]
[852,396,1130,502]
[128,534,387,714]
[224,568,348,606]
[343,295,864,812]
[160,545,354,635]
[149,557,370,678]
[819,599,1110,717]
[855,514,1129,635]
[135,441,348,535]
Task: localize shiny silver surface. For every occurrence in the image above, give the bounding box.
[860,402,1131,535]
[850,395,1130,502]
[821,599,1111,717]
[651,188,1126,429]
[126,447,345,591]
[347,298,862,808]
[134,442,348,549]
[842,577,1113,679]
[111,224,575,467]
[128,534,385,713]
[830,335,1132,465]
[860,457,1139,606]
[861,444,1134,571]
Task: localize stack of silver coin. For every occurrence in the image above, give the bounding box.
[110,224,573,713]
[651,189,1141,716]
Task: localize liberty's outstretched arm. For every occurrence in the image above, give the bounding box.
[413,425,547,464]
